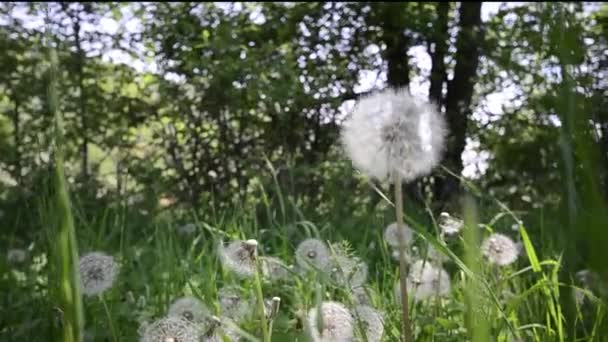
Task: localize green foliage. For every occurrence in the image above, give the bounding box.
[1,2,608,341]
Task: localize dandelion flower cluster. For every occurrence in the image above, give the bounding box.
[384,222,414,248]
[139,316,199,342]
[340,87,447,182]
[168,296,211,324]
[307,301,354,342]
[481,233,519,266]
[295,238,331,272]
[397,259,451,302]
[353,305,384,342]
[438,212,463,236]
[78,251,119,296]
[218,239,258,278]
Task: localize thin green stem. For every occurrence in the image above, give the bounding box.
[394,173,413,342]
[100,295,118,342]
[253,254,270,342]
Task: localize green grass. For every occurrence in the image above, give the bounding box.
[1,167,607,341]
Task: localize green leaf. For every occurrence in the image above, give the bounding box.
[519,224,542,273]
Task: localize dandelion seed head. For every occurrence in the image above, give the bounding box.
[7,248,27,264]
[78,251,119,296]
[218,286,250,321]
[295,238,331,271]
[307,301,354,342]
[139,316,199,342]
[340,87,447,182]
[353,305,384,342]
[168,296,211,325]
[218,240,258,278]
[396,260,451,302]
[384,222,414,248]
[261,256,290,281]
[330,255,368,288]
[438,212,463,235]
[481,233,518,266]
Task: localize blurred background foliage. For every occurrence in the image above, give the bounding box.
[0,0,607,309]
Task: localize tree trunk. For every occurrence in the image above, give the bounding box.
[435,2,483,204]
[428,2,450,108]
[12,98,21,182]
[381,4,410,87]
[70,10,89,181]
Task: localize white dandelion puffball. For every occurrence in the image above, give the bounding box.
[353,305,384,342]
[78,251,119,296]
[7,248,27,264]
[340,87,447,182]
[218,286,250,321]
[397,259,451,302]
[330,255,368,288]
[295,238,331,272]
[218,239,258,278]
[307,301,354,342]
[139,316,199,342]
[261,256,290,281]
[481,233,519,266]
[384,222,414,248]
[168,296,211,324]
[438,212,463,235]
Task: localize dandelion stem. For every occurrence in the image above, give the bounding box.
[253,254,270,342]
[100,295,118,342]
[394,173,413,342]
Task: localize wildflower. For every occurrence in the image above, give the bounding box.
[438,212,463,235]
[330,255,368,288]
[78,251,119,296]
[177,223,196,236]
[7,248,27,264]
[384,222,414,248]
[353,305,384,342]
[139,316,199,342]
[261,256,290,281]
[218,239,258,278]
[340,87,447,182]
[307,301,354,342]
[295,238,331,272]
[396,260,451,302]
[481,233,518,266]
[168,296,211,324]
[218,286,250,321]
